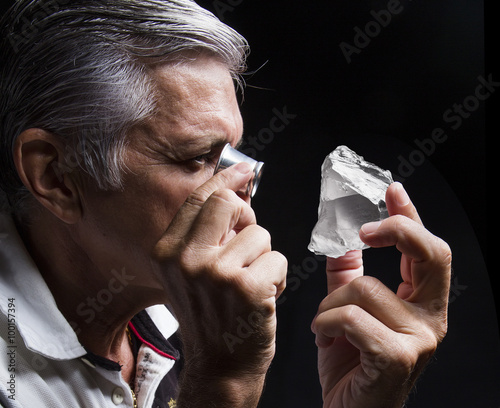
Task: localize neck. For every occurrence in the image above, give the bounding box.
[17,212,164,366]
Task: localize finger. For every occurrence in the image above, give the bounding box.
[363,183,420,295]
[385,182,422,224]
[312,304,438,400]
[167,162,254,240]
[246,250,288,302]
[325,250,364,294]
[312,303,397,351]
[360,215,452,307]
[219,224,272,268]
[313,302,441,407]
[317,275,416,334]
[186,188,256,249]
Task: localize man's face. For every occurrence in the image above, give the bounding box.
[75,55,244,293]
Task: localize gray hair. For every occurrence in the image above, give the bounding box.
[0,0,249,217]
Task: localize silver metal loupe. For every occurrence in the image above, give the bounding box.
[213,143,264,198]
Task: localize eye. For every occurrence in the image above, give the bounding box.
[183,144,228,172]
[185,151,218,171]
[192,154,210,165]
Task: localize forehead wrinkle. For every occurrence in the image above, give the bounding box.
[145,57,243,151]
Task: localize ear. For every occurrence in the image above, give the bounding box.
[13,128,82,224]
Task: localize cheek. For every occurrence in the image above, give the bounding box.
[105,166,215,250]
[157,168,214,221]
[175,166,216,195]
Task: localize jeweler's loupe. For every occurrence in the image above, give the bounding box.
[213,143,264,198]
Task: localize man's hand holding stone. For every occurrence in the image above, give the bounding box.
[312,183,452,408]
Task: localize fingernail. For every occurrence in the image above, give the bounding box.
[361,221,382,235]
[233,162,252,174]
[395,182,410,206]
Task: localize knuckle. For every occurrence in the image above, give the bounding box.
[391,213,417,235]
[185,186,236,210]
[237,224,272,255]
[274,250,288,269]
[208,189,245,216]
[210,188,237,203]
[350,276,386,302]
[390,214,408,229]
[269,251,289,281]
[410,325,439,362]
[388,342,416,376]
[429,310,449,343]
[342,304,364,327]
[435,238,452,268]
[418,235,452,274]
[187,171,234,206]
[185,189,209,210]
[424,332,439,356]
[412,328,439,368]
[377,336,431,379]
[177,242,204,273]
[207,189,241,216]
[206,256,229,280]
[374,341,407,372]
[246,224,271,244]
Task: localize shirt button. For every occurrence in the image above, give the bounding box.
[112,387,125,405]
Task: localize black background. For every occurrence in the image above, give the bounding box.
[1,0,497,407]
[195,1,498,407]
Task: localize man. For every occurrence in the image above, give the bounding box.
[0,1,451,407]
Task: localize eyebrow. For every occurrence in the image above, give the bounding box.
[174,134,238,159]
[187,133,243,152]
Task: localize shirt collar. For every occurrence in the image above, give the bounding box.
[0,213,178,361]
[0,213,85,359]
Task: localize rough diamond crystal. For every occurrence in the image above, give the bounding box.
[308,145,394,258]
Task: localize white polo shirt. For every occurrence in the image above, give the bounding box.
[0,214,181,408]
